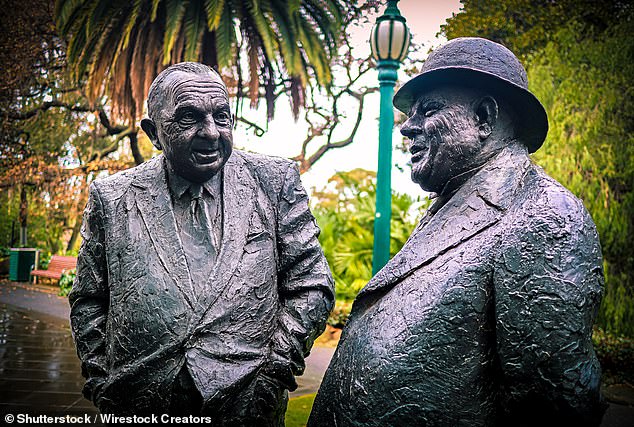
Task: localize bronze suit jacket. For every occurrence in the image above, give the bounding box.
[70,150,333,421]
[309,144,604,426]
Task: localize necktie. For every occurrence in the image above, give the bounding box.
[181,185,216,293]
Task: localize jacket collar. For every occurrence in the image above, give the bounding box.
[352,143,532,316]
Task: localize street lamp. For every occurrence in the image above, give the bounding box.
[370,0,410,274]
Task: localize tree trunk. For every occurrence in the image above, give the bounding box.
[66,219,82,253]
[129,130,144,165]
[66,175,90,253]
[19,185,27,246]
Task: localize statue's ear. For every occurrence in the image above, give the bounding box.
[141,118,162,150]
[475,96,498,140]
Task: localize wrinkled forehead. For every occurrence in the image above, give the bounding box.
[163,71,229,107]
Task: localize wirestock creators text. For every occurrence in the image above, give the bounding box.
[5,413,213,424]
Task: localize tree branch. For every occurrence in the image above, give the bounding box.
[128,130,144,165]
[236,116,266,137]
[7,100,92,120]
[85,127,134,163]
[294,87,377,173]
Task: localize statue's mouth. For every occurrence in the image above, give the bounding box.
[410,141,428,163]
[192,147,220,163]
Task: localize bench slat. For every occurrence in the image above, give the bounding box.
[30,255,77,282]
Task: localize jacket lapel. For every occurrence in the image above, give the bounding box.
[353,145,532,314]
[132,155,196,308]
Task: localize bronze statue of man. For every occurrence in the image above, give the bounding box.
[309,38,604,426]
[70,62,334,424]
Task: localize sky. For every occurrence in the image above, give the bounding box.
[233,0,462,199]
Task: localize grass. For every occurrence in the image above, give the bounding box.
[285,393,316,427]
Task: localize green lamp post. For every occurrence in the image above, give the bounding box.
[370,0,410,274]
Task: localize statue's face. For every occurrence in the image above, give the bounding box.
[152,71,233,183]
[401,86,484,193]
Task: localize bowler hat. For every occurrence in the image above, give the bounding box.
[393,37,548,153]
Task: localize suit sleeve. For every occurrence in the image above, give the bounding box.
[493,200,605,426]
[264,162,335,390]
[69,183,110,405]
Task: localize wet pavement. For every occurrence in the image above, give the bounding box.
[0,304,98,416]
[0,280,632,426]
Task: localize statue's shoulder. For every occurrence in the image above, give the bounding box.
[92,155,163,200]
[233,150,294,174]
[521,162,595,231]
[532,164,587,211]
[231,150,298,202]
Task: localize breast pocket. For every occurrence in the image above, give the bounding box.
[244,230,273,254]
[244,207,274,255]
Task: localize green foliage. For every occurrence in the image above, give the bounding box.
[592,328,634,384]
[285,393,316,427]
[440,0,632,62]
[58,268,76,297]
[443,1,634,337]
[313,169,429,302]
[327,300,352,328]
[39,252,51,270]
[528,21,634,337]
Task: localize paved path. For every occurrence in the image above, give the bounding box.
[0,280,632,426]
[0,304,98,417]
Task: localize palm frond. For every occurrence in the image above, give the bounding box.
[204,0,225,30]
[56,0,92,35]
[85,20,123,103]
[215,3,237,68]
[243,0,276,61]
[162,0,188,63]
[183,1,205,61]
[297,18,331,86]
[56,0,354,123]
[119,0,143,51]
[150,0,161,21]
[269,0,301,76]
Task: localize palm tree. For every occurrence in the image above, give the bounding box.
[55,0,353,124]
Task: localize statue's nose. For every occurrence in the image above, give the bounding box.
[400,118,422,139]
[198,117,220,140]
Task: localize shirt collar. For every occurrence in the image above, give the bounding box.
[166,164,222,199]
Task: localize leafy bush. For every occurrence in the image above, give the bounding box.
[529,22,634,337]
[592,328,634,385]
[38,252,51,270]
[58,268,76,297]
[313,169,429,303]
[327,300,352,328]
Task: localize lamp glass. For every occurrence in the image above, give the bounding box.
[370,19,409,61]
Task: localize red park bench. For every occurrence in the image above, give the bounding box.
[30,255,77,284]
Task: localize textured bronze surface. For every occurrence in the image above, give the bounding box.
[69,63,334,423]
[309,38,604,427]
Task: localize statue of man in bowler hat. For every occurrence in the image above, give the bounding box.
[309,38,605,427]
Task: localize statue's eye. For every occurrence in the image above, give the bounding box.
[214,111,231,125]
[178,111,197,126]
[179,111,197,125]
[422,102,442,118]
